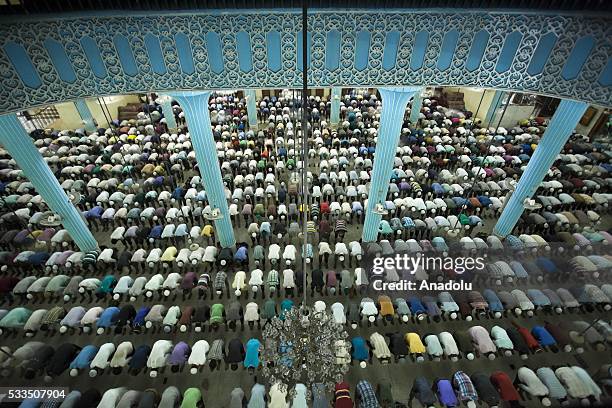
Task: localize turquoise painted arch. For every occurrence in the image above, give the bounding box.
[0,9,610,114]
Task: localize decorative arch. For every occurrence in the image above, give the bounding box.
[0,10,610,114]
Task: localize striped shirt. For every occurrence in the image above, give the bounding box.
[213,271,227,291]
[207,339,223,362]
[267,270,279,287]
[356,380,379,408]
[41,306,66,326]
[453,371,478,401]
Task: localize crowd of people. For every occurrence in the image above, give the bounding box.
[0,89,609,407]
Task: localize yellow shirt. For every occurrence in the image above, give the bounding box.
[378,296,395,316]
[201,225,214,237]
[405,333,426,354]
[160,247,177,262]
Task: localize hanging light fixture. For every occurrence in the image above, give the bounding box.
[260,0,351,398]
[261,307,350,398]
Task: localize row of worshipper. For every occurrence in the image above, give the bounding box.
[49,133,611,223]
[10,363,607,408]
[1,322,606,392]
[406,366,605,408]
[2,168,608,249]
[15,386,205,408]
[2,248,610,304]
[1,286,610,341]
[0,337,264,380]
[2,227,611,280]
[1,251,611,307]
[340,320,610,368]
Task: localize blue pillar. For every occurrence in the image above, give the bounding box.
[330,87,341,126]
[245,89,258,129]
[483,90,505,127]
[409,89,423,124]
[166,91,236,248]
[363,87,419,242]
[493,99,588,237]
[159,98,177,130]
[73,99,97,134]
[0,114,98,251]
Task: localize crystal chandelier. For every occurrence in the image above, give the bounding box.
[261,306,350,397]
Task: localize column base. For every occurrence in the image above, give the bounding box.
[492,229,507,240]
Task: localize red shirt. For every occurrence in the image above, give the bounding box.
[320,202,330,214]
[334,382,354,408]
[517,326,540,349]
[490,371,520,401]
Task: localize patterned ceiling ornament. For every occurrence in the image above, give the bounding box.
[0,10,609,114]
[261,306,350,399]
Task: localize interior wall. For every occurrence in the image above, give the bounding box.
[490,105,536,129]
[49,95,142,130]
[575,106,606,136]
[462,88,496,119]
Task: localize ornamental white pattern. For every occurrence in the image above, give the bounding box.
[0,10,609,114]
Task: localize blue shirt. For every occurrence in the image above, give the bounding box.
[482,289,504,312]
[18,399,41,408]
[28,252,49,266]
[432,183,444,195]
[532,326,556,347]
[69,345,98,369]
[280,299,294,320]
[260,222,271,234]
[477,195,493,207]
[171,187,184,199]
[234,247,248,262]
[86,206,103,219]
[408,297,426,314]
[149,225,163,239]
[351,337,369,361]
[244,338,261,368]
[133,307,151,327]
[402,217,415,228]
[129,345,151,370]
[536,257,558,274]
[452,197,469,207]
[97,307,120,328]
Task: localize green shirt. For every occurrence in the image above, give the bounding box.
[0,307,32,328]
[210,304,224,324]
[180,388,202,408]
[253,246,264,260]
[263,300,276,319]
[267,270,279,287]
[98,275,116,294]
[379,220,393,234]
[45,275,70,293]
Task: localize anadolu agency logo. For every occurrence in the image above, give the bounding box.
[370,253,486,291]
